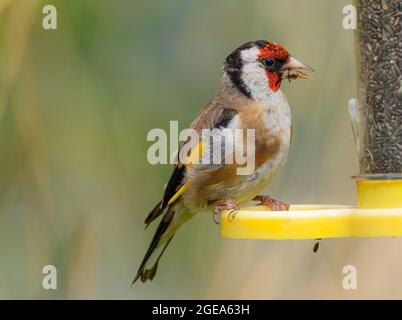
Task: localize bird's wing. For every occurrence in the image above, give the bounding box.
[144,101,239,227]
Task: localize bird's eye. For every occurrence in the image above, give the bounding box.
[262,58,275,70]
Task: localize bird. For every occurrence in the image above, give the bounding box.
[133,40,313,283]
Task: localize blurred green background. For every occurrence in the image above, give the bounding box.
[0,0,401,299]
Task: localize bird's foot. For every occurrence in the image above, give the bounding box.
[212,198,239,225]
[253,195,290,211]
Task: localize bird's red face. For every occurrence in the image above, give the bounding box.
[224,40,313,99]
[257,42,290,92]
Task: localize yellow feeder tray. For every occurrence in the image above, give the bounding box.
[221,177,402,240]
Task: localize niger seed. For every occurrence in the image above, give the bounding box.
[356,0,402,174]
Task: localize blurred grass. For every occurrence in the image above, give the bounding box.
[0,0,401,299]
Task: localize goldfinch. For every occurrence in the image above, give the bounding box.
[134,40,313,283]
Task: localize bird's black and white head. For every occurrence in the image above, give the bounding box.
[223,40,313,100]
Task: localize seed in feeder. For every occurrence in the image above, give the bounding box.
[356,0,401,174]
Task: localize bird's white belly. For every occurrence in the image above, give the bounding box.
[230,92,292,204]
[232,134,290,205]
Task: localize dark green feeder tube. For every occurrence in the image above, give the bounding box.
[354,0,401,174]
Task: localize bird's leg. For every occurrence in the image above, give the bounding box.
[253,195,290,211]
[212,197,239,225]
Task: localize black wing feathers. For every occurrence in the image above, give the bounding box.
[143,107,237,227]
[214,108,238,128]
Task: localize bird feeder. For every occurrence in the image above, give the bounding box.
[221,0,402,240]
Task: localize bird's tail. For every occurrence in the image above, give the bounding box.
[133,201,194,284]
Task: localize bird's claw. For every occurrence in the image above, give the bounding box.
[253,195,289,211]
[212,198,239,225]
[213,210,221,224]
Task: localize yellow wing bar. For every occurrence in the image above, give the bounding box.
[167,141,204,206]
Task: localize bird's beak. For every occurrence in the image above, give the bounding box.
[280,56,314,80]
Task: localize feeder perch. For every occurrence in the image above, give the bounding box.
[221,0,402,240]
